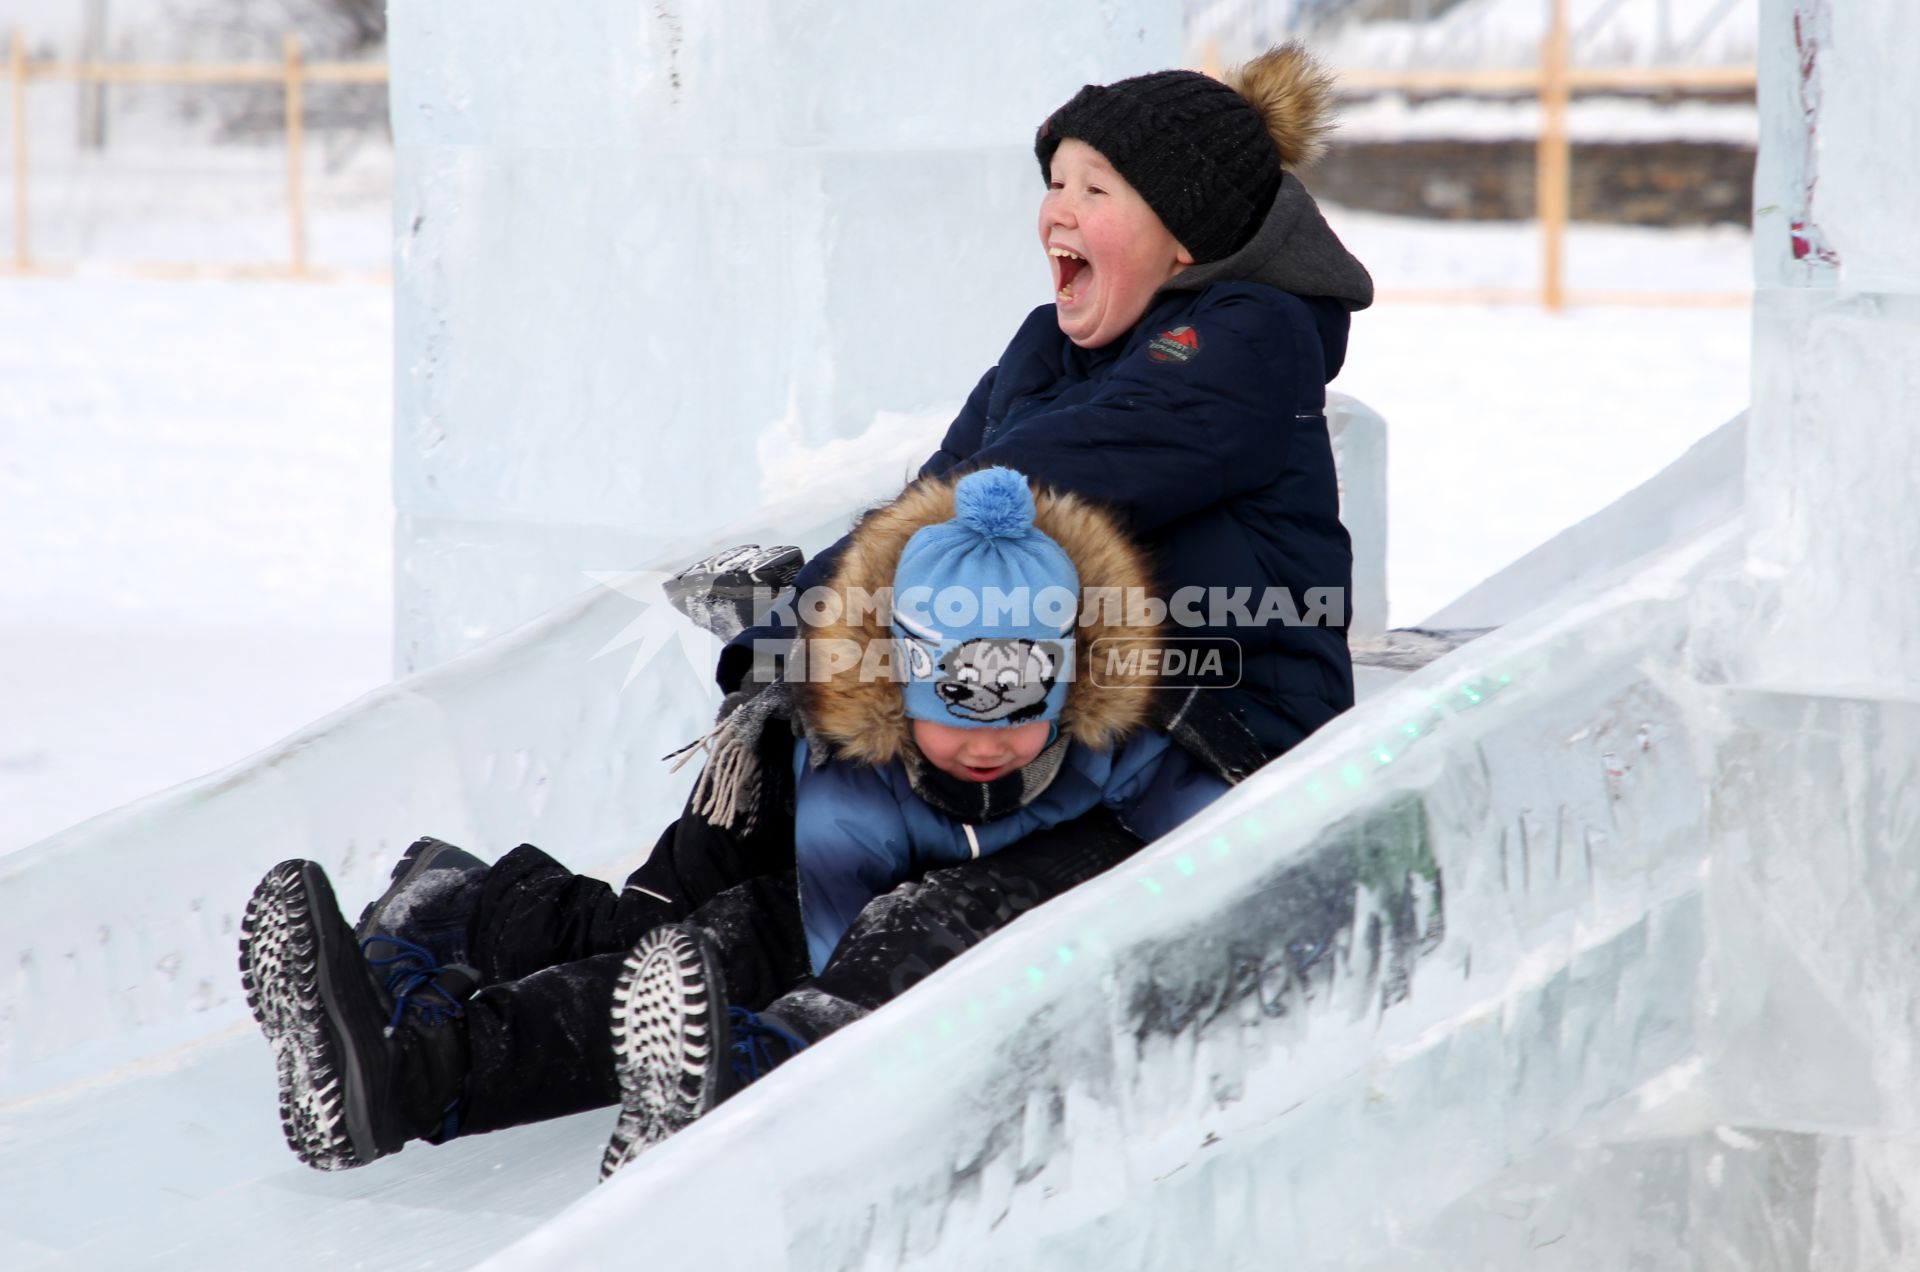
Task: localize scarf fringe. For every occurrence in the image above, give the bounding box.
[663,681,795,833]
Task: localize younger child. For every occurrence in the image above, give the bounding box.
[237,468,1234,1176]
[599,466,1233,1170]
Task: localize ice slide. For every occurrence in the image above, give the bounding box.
[1,392,1767,1268]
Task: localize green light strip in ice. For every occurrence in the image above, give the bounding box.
[873,661,1524,1080]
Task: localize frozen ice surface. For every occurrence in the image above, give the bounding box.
[0,405,1718,1268]
[388,2,1184,672]
[0,1034,609,1268]
[503,518,1745,1270]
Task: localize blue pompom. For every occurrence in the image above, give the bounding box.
[952,468,1037,540]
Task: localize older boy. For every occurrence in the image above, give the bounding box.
[599,465,1237,1172]
[722,43,1371,757]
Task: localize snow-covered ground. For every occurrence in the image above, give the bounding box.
[4,142,393,273]
[0,197,1751,855]
[1345,299,1748,623]
[18,143,393,272]
[1320,201,1751,625]
[1,277,394,853]
[1330,203,1752,294]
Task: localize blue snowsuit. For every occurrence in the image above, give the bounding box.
[793,733,1228,972]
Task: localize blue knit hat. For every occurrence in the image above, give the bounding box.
[891,469,1080,729]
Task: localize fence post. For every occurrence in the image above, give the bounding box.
[283,31,306,275]
[9,28,26,271]
[1537,0,1572,310]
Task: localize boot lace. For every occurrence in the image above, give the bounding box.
[727,1007,808,1085]
[361,935,471,1036]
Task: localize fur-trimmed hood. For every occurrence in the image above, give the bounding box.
[799,474,1162,767]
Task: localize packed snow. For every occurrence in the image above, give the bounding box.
[0,277,394,853]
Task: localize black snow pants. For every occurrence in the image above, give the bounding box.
[452,800,1143,1137]
[454,795,805,1134]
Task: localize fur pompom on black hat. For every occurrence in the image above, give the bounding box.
[1034,43,1337,264]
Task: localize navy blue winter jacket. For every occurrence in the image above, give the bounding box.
[722,175,1373,760]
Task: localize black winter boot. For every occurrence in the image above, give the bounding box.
[599,923,809,1179]
[663,544,805,641]
[240,859,477,1170]
[354,837,488,970]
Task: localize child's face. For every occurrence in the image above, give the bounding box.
[912,718,1054,783]
[1039,138,1195,349]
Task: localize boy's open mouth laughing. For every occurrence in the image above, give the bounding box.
[1049,244,1088,305]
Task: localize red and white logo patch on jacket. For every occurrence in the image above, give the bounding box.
[1145,325,1202,365]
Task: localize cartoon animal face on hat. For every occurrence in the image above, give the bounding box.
[891,468,1079,730]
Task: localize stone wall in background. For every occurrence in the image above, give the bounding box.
[1308,139,1756,226]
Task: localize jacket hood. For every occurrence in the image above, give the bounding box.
[800,474,1162,767]
[1160,173,1373,311]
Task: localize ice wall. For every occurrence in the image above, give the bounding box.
[389,2,1181,673]
[1742,0,1920,695]
[1333,393,1388,637]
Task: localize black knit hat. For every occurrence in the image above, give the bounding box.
[1035,69,1281,264]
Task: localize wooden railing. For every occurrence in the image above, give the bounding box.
[1206,0,1758,309]
[4,29,387,280]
